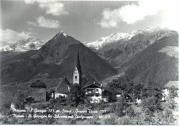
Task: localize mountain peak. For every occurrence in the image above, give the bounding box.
[55,31,68,38]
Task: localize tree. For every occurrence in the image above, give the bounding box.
[13,91,26,109]
[68,85,84,107]
[142,95,162,113]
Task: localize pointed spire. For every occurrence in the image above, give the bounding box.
[76,51,81,74]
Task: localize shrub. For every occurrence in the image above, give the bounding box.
[111,102,125,117]
[142,96,162,113]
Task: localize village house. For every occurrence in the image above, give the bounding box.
[82,82,103,103]
[29,80,47,102]
[162,81,178,102]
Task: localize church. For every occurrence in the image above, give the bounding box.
[53,52,104,103]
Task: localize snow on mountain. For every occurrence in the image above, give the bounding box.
[0,31,70,52]
[53,31,69,39]
[86,28,175,50]
[0,37,45,52]
[87,32,134,49]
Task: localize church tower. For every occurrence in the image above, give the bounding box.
[73,52,81,85]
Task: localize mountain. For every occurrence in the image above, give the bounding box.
[0,37,45,52]
[91,29,178,68]
[87,28,172,50]
[1,31,117,84]
[0,29,178,108]
[94,29,178,87]
[123,32,178,87]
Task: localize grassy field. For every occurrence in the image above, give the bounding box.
[0,100,178,125]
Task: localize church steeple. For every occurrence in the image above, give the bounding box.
[76,52,81,74]
[73,52,81,85]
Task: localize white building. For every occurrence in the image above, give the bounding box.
[83,82,103,103]
[52,77,70,99]
[162,81,178,102]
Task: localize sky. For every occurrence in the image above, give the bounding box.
[0,0,179,46]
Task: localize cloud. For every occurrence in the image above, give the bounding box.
[99,1,161,28]
[0,29,30,46]
[99,0,179,30]
[27,16,60,29]
[158,0,180,31]
[24,0,68,16]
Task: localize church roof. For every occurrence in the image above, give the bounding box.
[56,77,71,94]
[30,80,47,88]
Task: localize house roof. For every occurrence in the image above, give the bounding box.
[164,81,178,88]
[82,81,101,89]
[56,77,70,94]
[30,80,47,88]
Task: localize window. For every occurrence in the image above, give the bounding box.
[95,89,99,92]
[95,93,99,97]
[75,76,77,79]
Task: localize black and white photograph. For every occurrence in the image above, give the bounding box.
[0,0,179,125]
